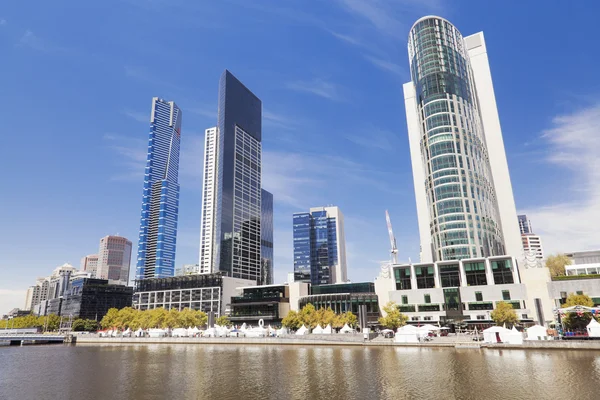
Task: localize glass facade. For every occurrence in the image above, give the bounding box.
[136,98,181,280]
[299,293,379,325]
[260,189,274,285]
[214,70,263,283]
[293,207,344,285]
[491,259,514,284]
[408,17,505,261]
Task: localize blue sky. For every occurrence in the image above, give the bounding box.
[2,1,600,313]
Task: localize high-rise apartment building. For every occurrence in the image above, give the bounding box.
[518,215,532,235]
[522,234,544,260]
[403,16,522,262]
[261,189,274,285]
[293,206,347,285]
[136,98,182,280]
[97,235,132,284]
[198,70,265,284]
[80,254,99,277]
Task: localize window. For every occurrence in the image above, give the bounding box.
[424,294,431,304]
[577,291,584,295]
[464,262,487,286]
[475,291,483,302]
[424,316,433,321]
[491,259,514,284]
[415,265,435,289]
[411,317,420,321]
[502,290,511,301]
[476,315,486,320]
[440,264,460,287]
[401,295,408,305]
[394,268,412,290]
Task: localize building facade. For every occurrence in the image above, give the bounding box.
[176,264,201,276]
[375,256,546,326]
[293,206,347,285]
[198,70,266,284]
[133,274,255,317]
[80,254,99,277]
[518,214,532,235]
[97,235,132,284]
[522,234,544,261]
[136,98,182,280]
[566,250,600,265]
[261,189,274,285]
[403,16,522,263]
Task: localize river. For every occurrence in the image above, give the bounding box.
[1,344,599,399]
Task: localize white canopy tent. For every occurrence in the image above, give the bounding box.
[507,326,523,344]
[171,328,188,337]
[296,325,309,335]
[482,326,511,343]
[395,325,419,343]
[312,324,324,334]
[587,318,600,337]
[323,324,333,334]
[340,324,354,334]
[526,325,549,341]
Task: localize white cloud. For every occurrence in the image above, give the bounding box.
[17,30,55,52]
[0,289,27,315]
[363,54,404,76]
[346,126,400,151]
[123,109,149,123]
[186,106,217,120]
[521,104,600,254]
[285,78,346,102]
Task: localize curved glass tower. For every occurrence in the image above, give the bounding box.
[404,16,507,261]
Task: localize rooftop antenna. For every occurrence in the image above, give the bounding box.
[385,210,399,264]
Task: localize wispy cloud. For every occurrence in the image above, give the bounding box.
[521,103,600,254]
[17,30,64,52]
[346,126,400,151]
[186,106,217,120]
[363,55,404,76]
[286,78,346,101]
[123,110,149,123]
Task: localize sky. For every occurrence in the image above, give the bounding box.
[1,0,600,314]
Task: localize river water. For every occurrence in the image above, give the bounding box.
[1,344,599,399]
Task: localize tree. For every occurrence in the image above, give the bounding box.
[216,315,231,327]
[115,307,138,330]
[491,302,518,327]
[281,310,302,329]
[84,319,99,332]
[299,304,317,328]
[72,319,86,331]
[148,307,168,328]
[100,308,120,329]
[378,301,408,330]
[562,293,595,331]
[546,254,572,278]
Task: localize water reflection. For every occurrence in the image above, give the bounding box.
[1,344,600,400]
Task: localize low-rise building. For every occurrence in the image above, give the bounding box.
[547,277,600,308]
[375,256,542,328]
[133,274,255,317]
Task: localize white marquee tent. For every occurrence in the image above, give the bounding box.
[526,325,549,341]
[587,318,600,337]
[483,326,511,343]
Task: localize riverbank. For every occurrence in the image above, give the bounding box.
[75,336,600,350]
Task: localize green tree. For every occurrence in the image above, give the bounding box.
[100,308,120,329]
[562,293,595,330]
[215,315,231,327]
[84,319,99,332]
[299,304,318,328]
[115,307,138,330]
[336,311,358,328]
[72,319,86,331]
[148,307,169,328]
[491,302,518,327]
[546,254,572,278]
[378,301,408,330]
[195,310,208,328]
[281,310,301,329]
[44,314,61,331]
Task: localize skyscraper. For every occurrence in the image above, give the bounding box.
[80,254,98,277]
[293,206,347,285]
[97,235,132,284]
[518,214,532,235]
[199,70,264,283]
[403,16,522,262]
[261,189,274,285]
[136,98,182,280]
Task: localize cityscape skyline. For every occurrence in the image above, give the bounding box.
[2,2,599,313]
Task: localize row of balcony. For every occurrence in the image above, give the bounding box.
[398,300,522,313]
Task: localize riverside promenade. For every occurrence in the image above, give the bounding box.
[75,335,600,350]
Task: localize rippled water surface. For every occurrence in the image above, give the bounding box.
[1,344,600,399]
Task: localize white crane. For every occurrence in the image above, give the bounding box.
[385,210,398,264]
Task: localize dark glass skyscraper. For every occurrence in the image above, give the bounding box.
[212,70,263,282]
[293,206,347,285]
[261,189,274,285]
[135,98,181,280]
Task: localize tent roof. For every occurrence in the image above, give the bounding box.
[483,326,511,333]
[587,318,600,327]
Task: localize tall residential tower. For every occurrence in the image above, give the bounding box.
[97,235,132,284]
[136,98,182,280]
[403,16,522,262]
[199,70,270,284]
[293,206,347,285]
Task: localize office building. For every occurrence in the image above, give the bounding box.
[80,254,98,277]
[136,98,182,280]
[261,189,274,285]
[97,235,132,284]
[522,234,544,261]
[176,264,201,276]
[199,126,219,274]
[375,256,542,326]
[133,273,254,317]
[518,215,532,235]
[403,16,522,262]
[230,283,306,326]
[293,206,347,285]
[198,70,265,284]
[566,250,600,265]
